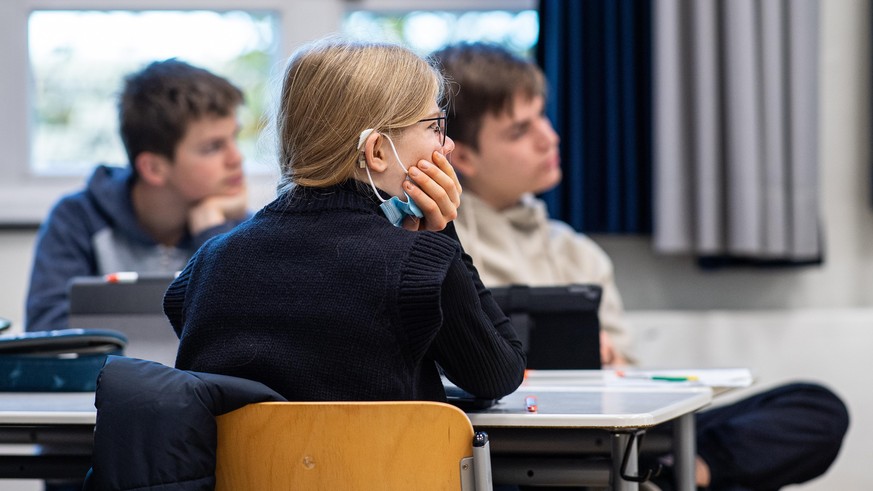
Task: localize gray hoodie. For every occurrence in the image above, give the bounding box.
[25,165,248,331]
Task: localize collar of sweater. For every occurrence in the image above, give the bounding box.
[268,180,385,215]
[466,192,549,232]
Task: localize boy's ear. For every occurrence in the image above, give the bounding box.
[134,152,171,186]
[448,141,478,178]
[361,132,390,173]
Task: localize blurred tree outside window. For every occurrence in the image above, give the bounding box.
[342,9,538,59]
[28,10,279,176]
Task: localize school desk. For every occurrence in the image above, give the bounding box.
[0,375,713,490]
[468,378,712,491]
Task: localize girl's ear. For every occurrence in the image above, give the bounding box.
[361,131,390,173]
[447,141,478,178]
[134,152,171,186]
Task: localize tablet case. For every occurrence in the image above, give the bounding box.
[489,284,603,370]
[0,328,127,391]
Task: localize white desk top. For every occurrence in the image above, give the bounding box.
[0,386,711,430]
[0,392,96,425]
[467,385,712,428]
[522,368,753,389]
[0,369,725,428]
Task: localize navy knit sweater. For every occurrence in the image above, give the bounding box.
[164,181,526,402]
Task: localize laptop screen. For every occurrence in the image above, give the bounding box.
[488,284,602,370]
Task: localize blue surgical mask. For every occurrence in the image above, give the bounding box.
[358,129,425,227]
[380,194,423,228]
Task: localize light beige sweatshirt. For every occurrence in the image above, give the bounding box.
[455,192,636,363]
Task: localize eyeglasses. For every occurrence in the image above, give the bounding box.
[418,111,447,147]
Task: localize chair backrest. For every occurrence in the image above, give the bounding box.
[215,401,489,491]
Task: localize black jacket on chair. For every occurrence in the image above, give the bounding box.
[83,356,286,490]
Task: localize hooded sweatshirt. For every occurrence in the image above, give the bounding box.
[25,165,247,332]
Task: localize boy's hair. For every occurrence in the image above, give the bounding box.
[118,59,244,174]
[431,43,545,151]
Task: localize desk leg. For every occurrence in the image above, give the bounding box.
[673,413,696,491]
[611,433,638,491]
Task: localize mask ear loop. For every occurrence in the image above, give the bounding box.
[358,128,386,204]
[358,129,413,204]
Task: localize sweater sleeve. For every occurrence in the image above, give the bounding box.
[432,249,526,399]
[399,224,526,399]
[163,254,195,339]
[26,197,100,331]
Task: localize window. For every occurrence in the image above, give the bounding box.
[29,10,278,176]
[343,10,538,58]
[1,0,536,225]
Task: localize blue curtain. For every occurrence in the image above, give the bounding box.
[536,0,652,234]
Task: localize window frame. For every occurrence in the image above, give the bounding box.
[0,0,535,225]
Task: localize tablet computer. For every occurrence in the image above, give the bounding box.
[67,273,180,366]
[489,284,602,370]
[68,272,177,315]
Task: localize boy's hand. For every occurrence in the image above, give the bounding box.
[188,183,249,236]
[401,151,462,231]
[600,331,627,367]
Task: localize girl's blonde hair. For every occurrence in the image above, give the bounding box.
[276,37,445,192]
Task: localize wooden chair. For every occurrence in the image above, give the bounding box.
[215,401,493,491]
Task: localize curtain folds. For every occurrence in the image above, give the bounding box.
[537,0,822,265]
[652,0,821,261]
[537,0,652,234]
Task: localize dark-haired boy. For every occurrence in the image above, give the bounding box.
[433,42,848,490]
[26,59,249,331]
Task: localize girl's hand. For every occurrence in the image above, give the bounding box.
[401,151,462,231]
